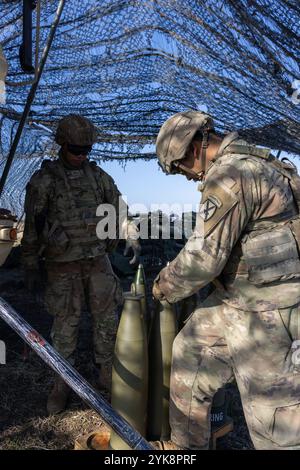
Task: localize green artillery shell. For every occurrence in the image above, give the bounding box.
[133,263,149,331]
[147,299,177,441]
[109,292,148,450]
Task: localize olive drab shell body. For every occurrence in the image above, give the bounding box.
[147,299,177,441]
[109,292,148,450]
[133,263,149,332]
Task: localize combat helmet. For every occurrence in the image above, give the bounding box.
[55,114,98,147]
[156,111,214,174]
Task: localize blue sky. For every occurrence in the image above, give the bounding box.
[100,158,200,215]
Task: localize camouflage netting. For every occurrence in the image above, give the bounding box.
[0,0,300,213]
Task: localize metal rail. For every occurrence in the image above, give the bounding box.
[0,296,153,450]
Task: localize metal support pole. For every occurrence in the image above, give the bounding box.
[0,296,152,450]
[0,0,66,198]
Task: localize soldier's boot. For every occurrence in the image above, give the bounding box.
[47,376,70,415]
[150,440,186,450]
[97,363,112,394]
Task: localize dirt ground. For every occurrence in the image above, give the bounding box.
[0,263,253,450]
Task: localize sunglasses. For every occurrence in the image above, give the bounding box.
[67,144,93,156]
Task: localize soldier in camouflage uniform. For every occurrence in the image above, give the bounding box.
[22,114,129,414]
[152,111,300,450]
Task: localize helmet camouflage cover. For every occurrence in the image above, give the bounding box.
[156,111,214,174]
[55,114,98,146]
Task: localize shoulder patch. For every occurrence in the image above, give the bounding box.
[200,178,239,237]
[199,197,220,221]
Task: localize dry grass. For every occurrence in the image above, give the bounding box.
[0,409,109,450]
[0,349,111,450]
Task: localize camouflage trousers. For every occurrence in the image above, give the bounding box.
[170,291,300,450]
[44,255,122,367]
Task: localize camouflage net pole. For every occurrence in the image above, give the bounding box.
[0,0,66,198]
[0,296,152,450]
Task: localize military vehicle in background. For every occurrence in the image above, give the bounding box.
[0,208,18,267]
[110,211,196,277]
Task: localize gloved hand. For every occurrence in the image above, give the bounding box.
[24,269,43,293]
[122,218,141,265]
[124,238,141,265]
[152,281,165,301]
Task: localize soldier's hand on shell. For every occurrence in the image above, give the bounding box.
[152,281,165,301]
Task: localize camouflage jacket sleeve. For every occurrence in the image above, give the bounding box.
[157,158,256,303]
[98,168,122,208]
[98,170,140,244]
[94,166,129,244]
[21,167,54,271]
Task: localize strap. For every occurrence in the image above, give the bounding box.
[43,159,104,216]
[42,160,77,211]
[225,143,271,160]
[61,217,99,228]
[245,209,298,232]
[224,142,296,182]
[83,161,103,205]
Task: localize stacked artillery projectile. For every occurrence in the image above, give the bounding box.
[147,299,177,441]
[109,264,232,449]
[109,288,148,450]
[133,264,149,331]
[109,263,177,448]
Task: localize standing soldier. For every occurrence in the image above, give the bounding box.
[22,114,132,415]
[152,110,300,450]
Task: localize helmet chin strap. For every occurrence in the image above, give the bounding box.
[198,128,209,173]
[174,128,210,180]
[173,162,204,180]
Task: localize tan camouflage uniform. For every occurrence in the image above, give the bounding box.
[157,132,300,449]
[22,157,123,367]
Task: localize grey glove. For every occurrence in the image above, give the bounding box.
[123,239,141,265]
